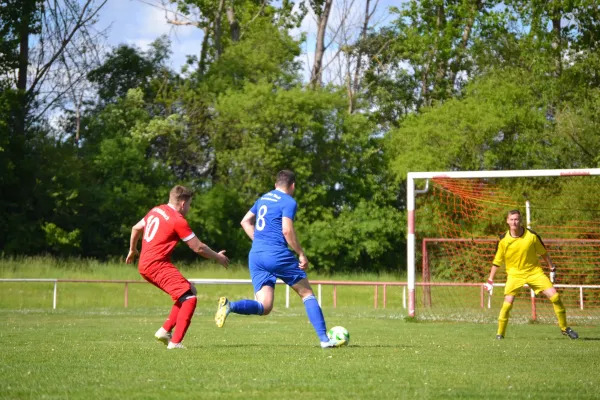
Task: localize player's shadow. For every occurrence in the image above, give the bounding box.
[209,344,412,349]
[579,337,600,341]
[345,344,414,349]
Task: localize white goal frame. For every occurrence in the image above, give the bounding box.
[406,168,600,318]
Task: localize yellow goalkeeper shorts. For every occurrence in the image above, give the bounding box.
[504,271,553,296]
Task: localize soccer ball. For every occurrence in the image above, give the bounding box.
[327,326,350,346]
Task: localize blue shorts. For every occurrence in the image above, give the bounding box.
[248,250,307,293]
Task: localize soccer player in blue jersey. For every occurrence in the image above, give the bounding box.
[214,170,346,348]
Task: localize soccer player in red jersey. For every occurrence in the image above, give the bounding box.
[126,185,229,349]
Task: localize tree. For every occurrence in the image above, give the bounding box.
[308,0,333,87]
[7,0,108,134]
[0,0,43,135]
[386,68,555,179]
[77,88,173,258]
[87,37,173,105]
[359,0,504,128]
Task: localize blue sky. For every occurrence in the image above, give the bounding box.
[97,0,400,80]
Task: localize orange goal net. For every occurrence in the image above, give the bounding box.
[414,175,600,324]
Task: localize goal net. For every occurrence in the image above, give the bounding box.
[406,169,600,324]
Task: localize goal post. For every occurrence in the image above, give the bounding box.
[406,168,600,321]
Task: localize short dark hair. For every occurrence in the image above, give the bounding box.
[507,209,521,217]
[169,185,193,203]
[275,170,296,189]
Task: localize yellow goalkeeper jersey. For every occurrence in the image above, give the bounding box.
[492,228,547,277]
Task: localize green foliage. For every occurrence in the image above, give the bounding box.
[386,68,556,179]
[365,0,505,113]
[210,82,401,270]
[41,223,81,253]
[203,18,302,92]
[302,201,405,273]
[87,36,174,105]
[0,0,43,79]
[76,89,173,258]
[178,184,251,261]
[554,88,600,168]
[5,0,600,276]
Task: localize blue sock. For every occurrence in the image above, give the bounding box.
[230,299,264,315]
[303,295,329,342]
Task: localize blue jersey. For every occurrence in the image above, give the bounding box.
[250,189,297,253]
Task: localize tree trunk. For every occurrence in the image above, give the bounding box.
[422,3,445,106]
[433,3,447,96]
[449,0,482,93]
[348,0,372,114]
[198,27,210,76]
[551,13,562,78]
[214,0,225,59]
[227,3,240,42]
[17,10,30,92]
[310,0,333,88]
[16,2,33,135]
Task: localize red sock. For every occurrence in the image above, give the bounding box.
[171,297,197,344]
[162,301,182,332]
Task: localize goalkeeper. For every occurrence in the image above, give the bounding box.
[485,209,578,340]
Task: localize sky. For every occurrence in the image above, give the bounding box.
[96,0,400,81]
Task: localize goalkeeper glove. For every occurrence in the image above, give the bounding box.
[550,267,556,283]
[483,279,494,292]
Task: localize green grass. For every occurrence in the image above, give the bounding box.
[1,308,600,399]
[2,258,600,399]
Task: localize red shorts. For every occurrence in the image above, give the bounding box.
[139,261,191,302]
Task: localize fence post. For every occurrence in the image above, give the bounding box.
[530,289,537,321]
[333,285,337,308]
[422,239,431,307]
[580,286,584,310]
[318,284,322,306]
[53,281,57,310]
[124,282,129,308]
[480,285,484,309]
[383,284,387,309]
[374,285,378,308]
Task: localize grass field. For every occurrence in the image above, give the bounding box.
[1,258,600,399]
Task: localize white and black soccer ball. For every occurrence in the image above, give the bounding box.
[327,326,350,346]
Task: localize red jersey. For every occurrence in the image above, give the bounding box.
[138,204,195,269]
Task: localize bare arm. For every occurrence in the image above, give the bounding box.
[282,217,309,270]
[125,219,145,264]
[487,264,499,282]
[240,210,256,240]
[483,264,500,292]
[185,236,229,268]
[541,253,555,270]
[541,253,556,282]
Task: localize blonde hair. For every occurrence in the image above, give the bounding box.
[169,185,193,203]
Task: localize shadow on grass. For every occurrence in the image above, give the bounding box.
[539,336,600,341]
[207,344,414,349]
[342,344,415,349]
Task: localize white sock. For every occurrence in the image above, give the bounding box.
[156,327,168,336]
